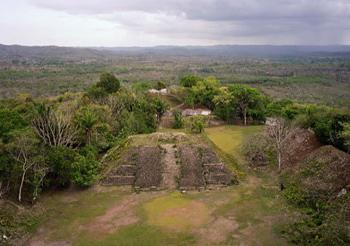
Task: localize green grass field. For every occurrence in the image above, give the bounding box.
[25,126,295,246]
[205,125,262,161]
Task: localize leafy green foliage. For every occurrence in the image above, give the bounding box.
[151,97,169,122]
[188,115,206,133]
[0,108,27,143]
[71,146,100,187]
[228,84,265,125]
[213,84,266,124]
[47,146,77,187]
[86,85,108,100]
[172,109,184,129]
[97,72,120,93]
[188,76,220,109]
[339,122,350,152]
[154,81,166,90]
[180,75,202,88]
[311,112,350,151]
[213,87,235,121]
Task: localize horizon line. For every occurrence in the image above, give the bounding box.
[1,43,350,49]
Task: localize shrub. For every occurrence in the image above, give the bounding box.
[172,109,184,129]
[154,81,166,90]
[188,115,206,133]
[86,85,108,100]
[71,147,100,187]
[97,72,120,93]
[47,146,77,187]
[180,75,202,88]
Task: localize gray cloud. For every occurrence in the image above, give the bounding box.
[30,0,350,20]
[6,0,350,45]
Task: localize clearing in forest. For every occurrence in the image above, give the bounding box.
[26,127,296,246]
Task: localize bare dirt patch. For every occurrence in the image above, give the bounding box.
[196,216,238,245]
[84,194,140,235]
[27,240,71,246]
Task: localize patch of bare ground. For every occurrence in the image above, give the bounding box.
[27,239,71,246]
[160,144,180,189]
[234,215,290,246]
[196,216,238,245]
[26,225,71,246]
[84,194,141,235]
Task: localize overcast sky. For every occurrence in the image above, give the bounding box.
[1,0,350,46]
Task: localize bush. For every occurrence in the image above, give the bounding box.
[180,75,202,88]
[154,81,166,90]
[311,112,350,151]
[172,109,184,129]
[86,85,108,100]
[71,147,100,187]
[47,146,77,187]
[97,72,120,93]
[188,115,206,133]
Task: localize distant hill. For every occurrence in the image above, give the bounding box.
[1,44,350,63]
[99,45,350,58]
[0,44,110,64]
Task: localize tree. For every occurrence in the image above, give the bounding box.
[74,107,99,145]
[189,115,206,133]
[229,85,262,125]
[339,122,350,153]
[213,87,234,121]
[0,108,27,143]
[266,118,295,171]
[172,109,184,129]
[74,104,114,150]
[32,103,78,147]
[97,72,120,93]
[151,98,169,123]
[180,75,202,88]
[7,129,47,202]
[190,76,220,109]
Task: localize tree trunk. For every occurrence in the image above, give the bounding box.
[243,108,247,126]
[18,169,26,202]
[278,151,282,171]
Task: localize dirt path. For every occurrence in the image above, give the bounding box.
[160,144,180,189]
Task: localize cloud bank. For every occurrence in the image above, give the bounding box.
[1,0,350,46]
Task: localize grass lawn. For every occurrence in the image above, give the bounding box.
[205,125,263,161]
